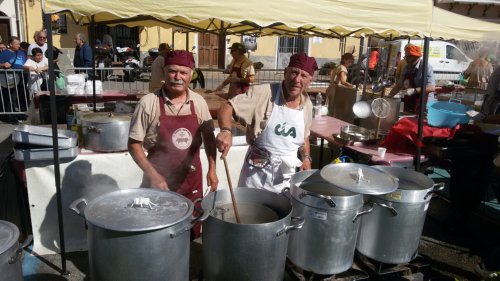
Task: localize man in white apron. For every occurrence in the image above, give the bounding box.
[216,53,317,192]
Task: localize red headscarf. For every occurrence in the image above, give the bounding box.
[405,45,422,57]
[288,53,318,76]
[164,50,195,69]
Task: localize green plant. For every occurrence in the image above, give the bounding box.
[253,62,264,70]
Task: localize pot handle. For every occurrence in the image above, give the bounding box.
[8,235,33,264]
[276,217,305,237]
[281,187,291,200]
[299,191,336,208]
[424,182,445,200]
[86,126,102,133]
[170,198,206,239]
[372,201,398,216]
[352,202,374,223]
[69,198,88,217]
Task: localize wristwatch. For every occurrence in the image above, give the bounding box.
[303,154,312,163]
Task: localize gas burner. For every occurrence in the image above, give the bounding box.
[285,259,369,281]
[354,252,431,279]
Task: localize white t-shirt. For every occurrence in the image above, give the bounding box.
[24,58,49,93]
[27,43,48,57]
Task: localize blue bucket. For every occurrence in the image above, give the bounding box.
[427,99,470,128]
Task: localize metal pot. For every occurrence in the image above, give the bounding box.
[80,112,131,152]
[70,188,205,281]
[201,187,304,281]
[356,166,445,264]
[286,170,372,275]
[0,221,32,281]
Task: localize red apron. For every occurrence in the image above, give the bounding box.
[229,63,249,96]
[147,94,203,238]
[402,66,428,113]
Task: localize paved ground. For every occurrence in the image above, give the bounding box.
[1,120,499,280]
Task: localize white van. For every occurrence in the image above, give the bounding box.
[381,40,472,82]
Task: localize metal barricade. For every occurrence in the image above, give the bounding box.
[63,67,149,93]
[0,69,28,116]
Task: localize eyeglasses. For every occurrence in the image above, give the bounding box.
[38,37,47,40]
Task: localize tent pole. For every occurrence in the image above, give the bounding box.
[414,37,430,172]
[186,32,189,51]
[355,36,364,88]
[217,21,226,69]
[43,12,68,274]
[90,16,96,112]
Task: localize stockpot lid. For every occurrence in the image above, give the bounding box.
[290,170,363,210]
[372,166,436,203]
[79,112,131,123]
[0,220,19,255]
[320,163,398,195]
[83,189,193,232]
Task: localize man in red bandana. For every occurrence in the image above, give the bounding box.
[216,53,316,192]
[128,50,219,237]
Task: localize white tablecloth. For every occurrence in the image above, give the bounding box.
[25,146,248,255]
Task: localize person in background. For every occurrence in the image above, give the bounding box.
[395,56,408,82]
[330,53,355,89]
[0,37,28,123]
[326,53,356,117]
[23,47,49,96]
[463,48,493,90]
[214,42,255,98]
[388,44,435,113]
[216,53,316,192]
[73,33,92,68]
[0,42,7,53]
[368,47,379,81]
[472,65,500,279]
[148,43,170,92]
[128,50,218,239]
[20,42,30,56]
[27,30,48,57]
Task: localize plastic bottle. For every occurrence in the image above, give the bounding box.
[314,94,323,119]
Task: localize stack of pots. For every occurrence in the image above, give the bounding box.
[201,187,304,281]
[356,166,444,264]
[70,188,204,281]
[286,170,372,275]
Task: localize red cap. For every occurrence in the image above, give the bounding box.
[405,45,422,57]
[287,53,318,76]
[164,50,195,69]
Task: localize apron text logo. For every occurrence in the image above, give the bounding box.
[274,122,296,138]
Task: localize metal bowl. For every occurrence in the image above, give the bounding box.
[339,125,372,142]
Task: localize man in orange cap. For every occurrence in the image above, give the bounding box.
[216,53,316,192]
[389,44,435,112]
[129,50,219,238]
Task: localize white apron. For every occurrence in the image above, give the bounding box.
[238,87,305,193]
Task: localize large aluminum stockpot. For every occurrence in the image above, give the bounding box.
[286,170,372,275]
[356,166,444,264]
[70,188,205,281]
[201,187,304,281]
[80,112,131,152]
[0,221,32,281]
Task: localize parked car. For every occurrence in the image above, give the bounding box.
[381,39,472,82]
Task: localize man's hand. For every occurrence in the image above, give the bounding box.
[147,170,169,190]
[4,62,12,69]
[206,168,219,192]
[216,131,233,159]
[300,158,312,171]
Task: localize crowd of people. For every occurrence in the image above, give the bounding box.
[0,29,62,123]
